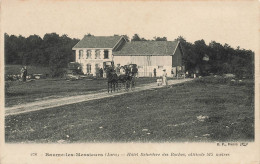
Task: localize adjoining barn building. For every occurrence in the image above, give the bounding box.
[113,41,183,77]
[72,35,184,77]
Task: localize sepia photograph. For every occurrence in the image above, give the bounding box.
[1,0,259,163]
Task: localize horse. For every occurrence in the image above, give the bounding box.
[117,73,131,91]
[106,64,138,92]
[106,67,118,93]
[117,65,136,91]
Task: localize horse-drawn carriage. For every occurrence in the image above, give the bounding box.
[106,64,138,93]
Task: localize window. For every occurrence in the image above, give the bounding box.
[79,50,83,59]
[86,50,92,59]
[95,50,101,59]
[104,50,109,59]
[87,64,91,73]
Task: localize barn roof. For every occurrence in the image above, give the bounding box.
[73,35,123,49]
[113,41,179,56]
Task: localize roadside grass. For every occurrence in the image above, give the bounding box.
[5,77,254,143]
[5,77,159,107]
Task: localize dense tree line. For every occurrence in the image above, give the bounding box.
[5,33,79,77]
[131,34,254,78]
[174,36,254,78]
[5,33,254,78]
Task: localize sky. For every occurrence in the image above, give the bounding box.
[1,0,259,52]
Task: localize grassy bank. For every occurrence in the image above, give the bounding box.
[5,77,159,107]
[5,78,254,143]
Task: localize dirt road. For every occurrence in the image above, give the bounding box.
[5,78,193,116]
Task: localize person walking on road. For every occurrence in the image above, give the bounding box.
[162,69,168,86]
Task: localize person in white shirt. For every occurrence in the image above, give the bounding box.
[162,69,168,86]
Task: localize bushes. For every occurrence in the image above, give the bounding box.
[194,76,254,87]
[194,76,229,84]
[49,67,67,78]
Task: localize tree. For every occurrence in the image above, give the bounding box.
[153,36,167,41]
[123,35,130,42]
[4,33,20,64]
[87,33,93,36]
[25,35,43,65]
[131,34,141,41]
[174,36,196,73]
[4,33,254,78]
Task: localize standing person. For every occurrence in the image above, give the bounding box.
[171,68,174,77]
[23,66,27,82]
[130,65,137,88]
[120,66,125,75]
[153,68,157,77]
[125,65,130,76]
[162,69,168,86]
[132,65,138,77]
[20,66,27,82]
[20,66,25,81]
[115,64,120,76]
[185,71,189,78]
[99,68,103,78]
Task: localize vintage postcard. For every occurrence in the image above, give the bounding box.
[0,0,259,163]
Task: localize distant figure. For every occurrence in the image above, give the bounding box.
[125,65,130,75]
[130,64,138,88]
[157,79,162,86]
[185,71,189,78]
[162,69,168,86]
[20,66,24,81]
[23,66,27,81]
[99,68,103,78]
[153,68,157,77]
[115,64,120,75]
[120,66,125,75]
[171,68,174,77]
[21,66,27,82]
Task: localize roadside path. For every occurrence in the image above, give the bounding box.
[5,78,193,116]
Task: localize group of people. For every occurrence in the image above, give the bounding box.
[154,68,168,86]
[20,66,27,82]
[98,64,138,79]
[107,64,138,77]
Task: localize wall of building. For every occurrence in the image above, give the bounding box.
[73,43,183,77]
[75,48,113,75]
[172,45,183,67]
[113,55,173,77]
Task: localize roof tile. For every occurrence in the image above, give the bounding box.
[73,35,122,49]
[113,41,179,56]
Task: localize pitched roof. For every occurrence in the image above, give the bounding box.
[73,35,122,49]
[113,41,179,56]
